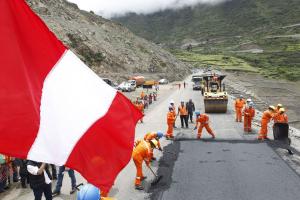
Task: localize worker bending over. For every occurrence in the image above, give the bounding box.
[258,105,275,140]
[144,131,163,160]
[166,106,176,139]
[235,95,246,122]
[273,108,288,124]
[194,112,215,139]
[132,140,158,190]
[243,102,255,132]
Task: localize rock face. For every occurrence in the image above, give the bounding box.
[26,0,191,82]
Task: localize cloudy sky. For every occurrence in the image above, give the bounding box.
[67,0,227,18]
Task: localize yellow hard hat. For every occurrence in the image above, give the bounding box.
[279,108,285,113]
[277,104,283,108]
[150,139,159,148]
[269,105,276,110]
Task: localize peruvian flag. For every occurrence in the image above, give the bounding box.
[0,0,142,193]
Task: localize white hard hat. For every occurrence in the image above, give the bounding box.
[170,100,175,104]
[247,98,252,102]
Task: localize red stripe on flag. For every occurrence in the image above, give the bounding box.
[0,0,66,158]
[66,92,143,193]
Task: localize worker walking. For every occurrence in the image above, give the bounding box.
[243,102,255,132]
[273,108,288,123]
[235,95,246,122]
[186,99,195,123]
[258,105,275,140]
[194,112,215,139]
[132,140,158,190]
[166,106,176,139]
[178,101,189,128]
[144,131,163,160]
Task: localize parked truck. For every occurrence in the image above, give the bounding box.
[130,76,145,87]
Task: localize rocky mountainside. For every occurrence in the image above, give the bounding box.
[26,0,191,82]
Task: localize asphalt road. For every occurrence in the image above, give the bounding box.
[2,75,300,200]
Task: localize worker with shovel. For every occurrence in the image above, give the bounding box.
[194,112,215,139]
[132,139,159,190]
[144,131,164,161]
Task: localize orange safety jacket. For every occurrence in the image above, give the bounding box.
[167,111,176,124]
[235,99,245,109]
[132,140,151,163]
[144,132,161,149]
[273,113,288,123]
[178,105,188,116]
[261,110,274,123]
[196,114,209,125]
[243,107,255,118]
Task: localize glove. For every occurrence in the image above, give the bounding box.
[194,127,197,130]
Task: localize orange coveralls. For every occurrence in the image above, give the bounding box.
[136,103,144,123]
[167,111,176,138]
[273,113,288,123]
[258,110,274,139]
[235,99,245,122]
[144,132,161,159]
[243,107,255,132]
[196,114,215,138]
[132,140,151,187]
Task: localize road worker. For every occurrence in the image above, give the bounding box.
[166,106,176,139]
[140,91,145,99]
[243,102,255,132]
[132,139,158,190]
[135,100,144,123]
[178,101,188,128]
[144,131,163,160]
[275,104,283,114]
[258,105,276,140]
[273,108,288,124]
[170,100,177,128]
[194,112,215,139]
[235,95,246,122]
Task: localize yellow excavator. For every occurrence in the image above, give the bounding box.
[202,73,228,113]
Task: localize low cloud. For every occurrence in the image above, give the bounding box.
[67,0,228,18]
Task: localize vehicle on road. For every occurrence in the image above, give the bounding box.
[202,73,228,113]
[159,79,169,85]
[128,80,137,90]
[118,82,135,92]
[191,75,203,90]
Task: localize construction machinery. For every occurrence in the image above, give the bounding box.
[202,73,228,113]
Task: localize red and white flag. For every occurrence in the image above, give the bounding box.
[0,0,142,193]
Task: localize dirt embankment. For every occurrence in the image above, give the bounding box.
[224,71,300,129]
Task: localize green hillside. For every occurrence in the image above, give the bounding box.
[115,0,300,80]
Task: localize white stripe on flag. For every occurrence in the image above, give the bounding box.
[27,50,117,165]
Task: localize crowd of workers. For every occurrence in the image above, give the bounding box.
[234,95,289,140]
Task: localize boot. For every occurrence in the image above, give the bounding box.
[135,185,144,190]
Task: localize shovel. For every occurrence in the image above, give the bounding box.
[147,165,163,186]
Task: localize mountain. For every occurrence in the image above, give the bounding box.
[26,0,191,82]
[115,0,300,81]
